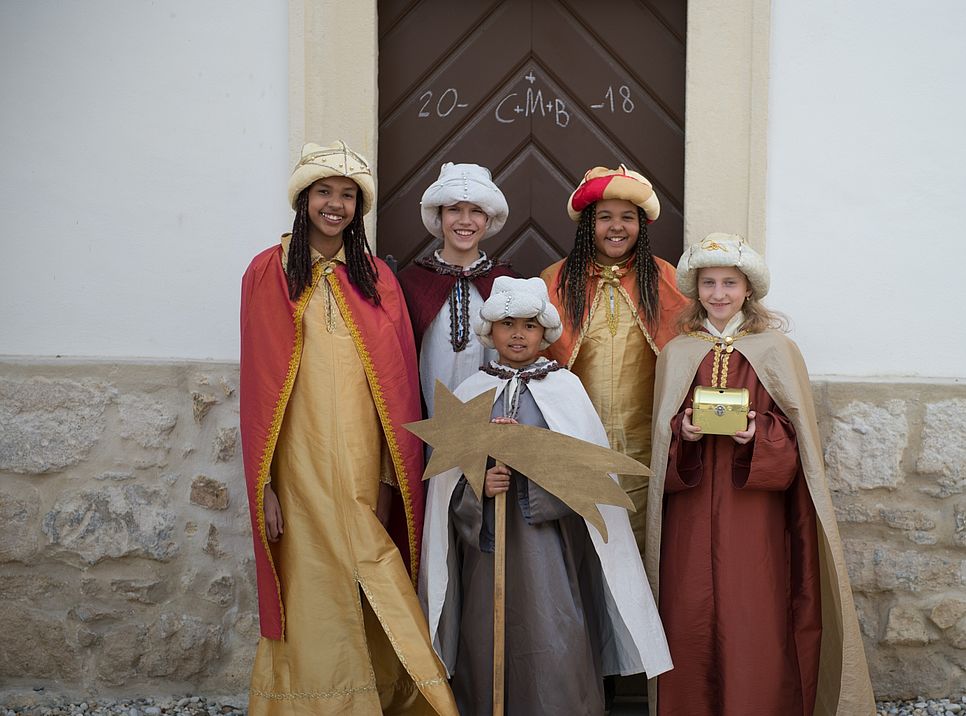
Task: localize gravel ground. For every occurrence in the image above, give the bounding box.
[0,696,244,716]
[1,693,963,715]
[877,696,966,716]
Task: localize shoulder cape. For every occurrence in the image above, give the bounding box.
[646,330,876,715]
[539,255,687,366]
[420,367,673,678]
[398,261,516,351]
[240,242,425,639]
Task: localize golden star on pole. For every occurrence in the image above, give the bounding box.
[404,382,650,542]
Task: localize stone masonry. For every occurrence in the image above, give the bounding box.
[0,360,964,702]
[0,361,255,702]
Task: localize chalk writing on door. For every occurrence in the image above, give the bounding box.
[416,74,635,127]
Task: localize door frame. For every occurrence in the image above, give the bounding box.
[287,0,771,252]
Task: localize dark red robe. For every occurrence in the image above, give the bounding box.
[658,349,822,716]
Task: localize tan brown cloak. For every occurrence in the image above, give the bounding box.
[646,330,876,715]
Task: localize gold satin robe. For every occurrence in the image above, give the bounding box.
[569,274,656,553]
[248,251,455,716]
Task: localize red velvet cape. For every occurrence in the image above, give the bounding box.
[397,261,517,352]
[240,243,425,639]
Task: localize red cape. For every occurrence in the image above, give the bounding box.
[240,243,425,639]
[397,261,517,352]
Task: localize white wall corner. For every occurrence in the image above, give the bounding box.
[684,0,771,252]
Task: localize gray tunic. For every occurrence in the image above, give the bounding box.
[439,384,612,715]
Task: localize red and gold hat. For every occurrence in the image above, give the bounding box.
[567,164,660,223]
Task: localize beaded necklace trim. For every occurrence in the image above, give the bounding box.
[481,360,563,419]
[591,259,630,337]
[416,254,495,352]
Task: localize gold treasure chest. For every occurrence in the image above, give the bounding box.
[691,386,750,435]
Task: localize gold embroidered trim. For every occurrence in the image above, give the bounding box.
[687,331,749,388]
[568,280,660,366]
[617,283,660,355]
[597,264,624,337]
[356,573,448,689]
[379,434,399,488]
[250,675,446,702]
[605,285,619,336]
[251,684,377,701]
[352,569,379,686]
[357,574,409,671]
[254,262,323,638]
[329,276,419,584]
[318,261,338,332]
[567,288,601,368]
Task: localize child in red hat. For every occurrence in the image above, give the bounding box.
[541,165,688,557]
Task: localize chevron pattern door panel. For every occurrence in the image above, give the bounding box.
[378,0,686,278]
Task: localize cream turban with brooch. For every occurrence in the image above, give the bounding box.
[475,276,563,350]
[676,233,771,298]
[420,163,509,239]
[287,140,375,213]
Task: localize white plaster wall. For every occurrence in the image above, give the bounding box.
[0,1,290,360]
[766,1,965,378]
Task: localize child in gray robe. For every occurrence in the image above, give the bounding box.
[420,277,672,715]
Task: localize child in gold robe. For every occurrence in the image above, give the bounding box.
[240,141,457,715]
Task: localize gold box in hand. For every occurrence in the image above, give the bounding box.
[691,386,750,435]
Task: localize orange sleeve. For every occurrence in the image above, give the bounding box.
[654,257,689,349]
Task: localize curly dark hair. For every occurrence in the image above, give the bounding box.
[558,203,659,330]
[286,187,380,304]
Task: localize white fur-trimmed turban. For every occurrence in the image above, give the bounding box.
[420,162,509,239]
[287,140,375,213]
[676,233,771,298]
[475,277,563,350]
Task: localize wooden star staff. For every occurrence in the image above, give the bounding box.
[405,382,649,715]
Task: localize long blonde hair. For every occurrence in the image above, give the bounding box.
[677,273,788,335]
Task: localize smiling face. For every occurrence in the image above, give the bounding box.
[439,201,488,264]
[490,316,545,369]
[697,266,752,332]
[305,176,359,246]
[592,199,640,265]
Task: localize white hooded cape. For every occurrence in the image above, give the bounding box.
[419,364,673,678]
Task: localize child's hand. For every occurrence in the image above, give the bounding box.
[681,408,703,442]
[733,410,757,445]
[490,417,519,425]
[484,464,511,498]
[263,483,284,542]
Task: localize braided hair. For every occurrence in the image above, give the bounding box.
[558,203,659,330]
[633,207,660,326]
[286,187,381,304]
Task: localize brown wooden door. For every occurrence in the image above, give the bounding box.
[377,0,686,278]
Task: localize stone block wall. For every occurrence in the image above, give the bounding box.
[0,360,257,700]
[817,381,966,698]
[0,360,964,701]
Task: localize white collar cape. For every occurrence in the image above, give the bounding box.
[419,364,673,679]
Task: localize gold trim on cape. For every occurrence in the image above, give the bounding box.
[567,278,661,367]
[254,261,324,638]
[328,274,420,585]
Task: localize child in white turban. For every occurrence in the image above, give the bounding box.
[647,234,875,715]
[420,276,672,714]
[398,162,517,416]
